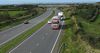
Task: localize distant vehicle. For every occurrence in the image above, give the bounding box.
[58,12,65,20]
[51,16,60,30]
[24,20,29,24]
[58,12,63,17]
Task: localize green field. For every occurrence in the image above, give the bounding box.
[93,15,100,25]
[0,11,26,17]
[8,11,26,16]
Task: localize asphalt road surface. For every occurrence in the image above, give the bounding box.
[0,8,53,45]
[9,9,62,53]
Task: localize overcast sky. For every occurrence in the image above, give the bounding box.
[0,0,100,5]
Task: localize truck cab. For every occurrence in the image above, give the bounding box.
[58,12,64,20]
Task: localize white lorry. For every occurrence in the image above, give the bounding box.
[58,12,65,20]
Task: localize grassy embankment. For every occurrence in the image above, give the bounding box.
[59,9,87,53]
[76,8,100,52]
[0,10,54,53]
[79,14,100,53]
[59,8,81,53]
[60,8,100,53]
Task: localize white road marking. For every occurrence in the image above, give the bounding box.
[30,51,32,53]
[36,43,39,47]
[9,23,47,53]
[50,21,64,53]
[42,36,45,40]
[45,33,48,35]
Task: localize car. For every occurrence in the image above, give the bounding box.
[24,20,29,24]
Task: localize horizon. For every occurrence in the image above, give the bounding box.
[0,0,100,5]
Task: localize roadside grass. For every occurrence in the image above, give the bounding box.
[76,13,100,53]
[59,9,86,53]
[60,7,100,53]
[59,10,77,53]
[81,21,100,36]
[0,10,54,53]
[79,15,100,52]
[59,16,81,53]
[80,14,100,37]
[93,15,100,25]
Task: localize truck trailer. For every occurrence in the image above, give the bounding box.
[51,16,60,30]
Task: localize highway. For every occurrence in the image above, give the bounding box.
[0,8,53,46]
[9,9,62,53]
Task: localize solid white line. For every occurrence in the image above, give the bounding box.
[36,43,40,46]
[9,23,47,53]
[50,21,64,53]
[30,51,32,53]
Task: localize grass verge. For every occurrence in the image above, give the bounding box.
[60,11,100,53]
[0,10,54,53]
[59,10,76,53]
[59,9,86,53]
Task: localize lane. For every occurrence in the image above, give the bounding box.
[10,9,61,53]
[10,24,59,53]
[0,8,53,45]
